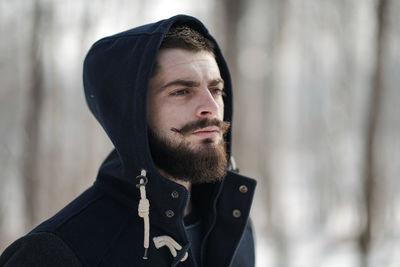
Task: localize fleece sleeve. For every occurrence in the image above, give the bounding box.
[0,232,82,267]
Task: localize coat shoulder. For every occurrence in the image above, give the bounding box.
[0,232,82,267]
[20,186,142,266]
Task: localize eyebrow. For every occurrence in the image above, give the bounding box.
[160,78,224,90]
[209,78,224,87]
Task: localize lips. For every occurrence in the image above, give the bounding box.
[192,126,220,137]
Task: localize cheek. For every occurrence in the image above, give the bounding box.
[218,100,225,119]
[146,101,157,129]
[146,97,166,132]
[149,103,183,134]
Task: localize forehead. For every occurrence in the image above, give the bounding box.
[154,48,221,80]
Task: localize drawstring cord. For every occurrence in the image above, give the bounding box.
[136,169,188,264]
[153,236,188,262]
[136,169,150,259]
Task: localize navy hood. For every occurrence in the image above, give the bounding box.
[83,14,233,184]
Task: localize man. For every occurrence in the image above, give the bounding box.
[0,15,257,267]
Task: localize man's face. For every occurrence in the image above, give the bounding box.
[146,48,229,183]
[147,48,225,150]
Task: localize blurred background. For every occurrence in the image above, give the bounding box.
[1,0,399,266]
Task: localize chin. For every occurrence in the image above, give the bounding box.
[189,138,219,150]
[201,138,218,144]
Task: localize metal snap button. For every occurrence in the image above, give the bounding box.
[232,209,241,218]
[165,210,175,218]
[171,191,179,199]
[239,185,248,193]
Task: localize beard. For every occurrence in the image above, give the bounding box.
[148,118,230,184]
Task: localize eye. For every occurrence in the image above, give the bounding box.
[170,89,189,96]
[210,88,226,96]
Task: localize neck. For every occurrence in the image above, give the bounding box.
[158,169,192,216]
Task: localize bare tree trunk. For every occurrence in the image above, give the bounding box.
[359,0,389,265]
[220,0,246,152]
[220,0,245,76]
[263,1,290,266]
[260,0,289,225]
[21,0,44,227]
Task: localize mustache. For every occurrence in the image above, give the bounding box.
[171,118,230,136]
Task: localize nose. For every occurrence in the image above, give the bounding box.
[195,89,221,118]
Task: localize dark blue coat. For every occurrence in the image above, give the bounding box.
[0,15,257,267]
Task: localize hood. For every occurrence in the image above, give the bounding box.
[83,14,233,184]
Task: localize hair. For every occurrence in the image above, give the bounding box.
[151,25,216,77]
[160,25,215,54]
